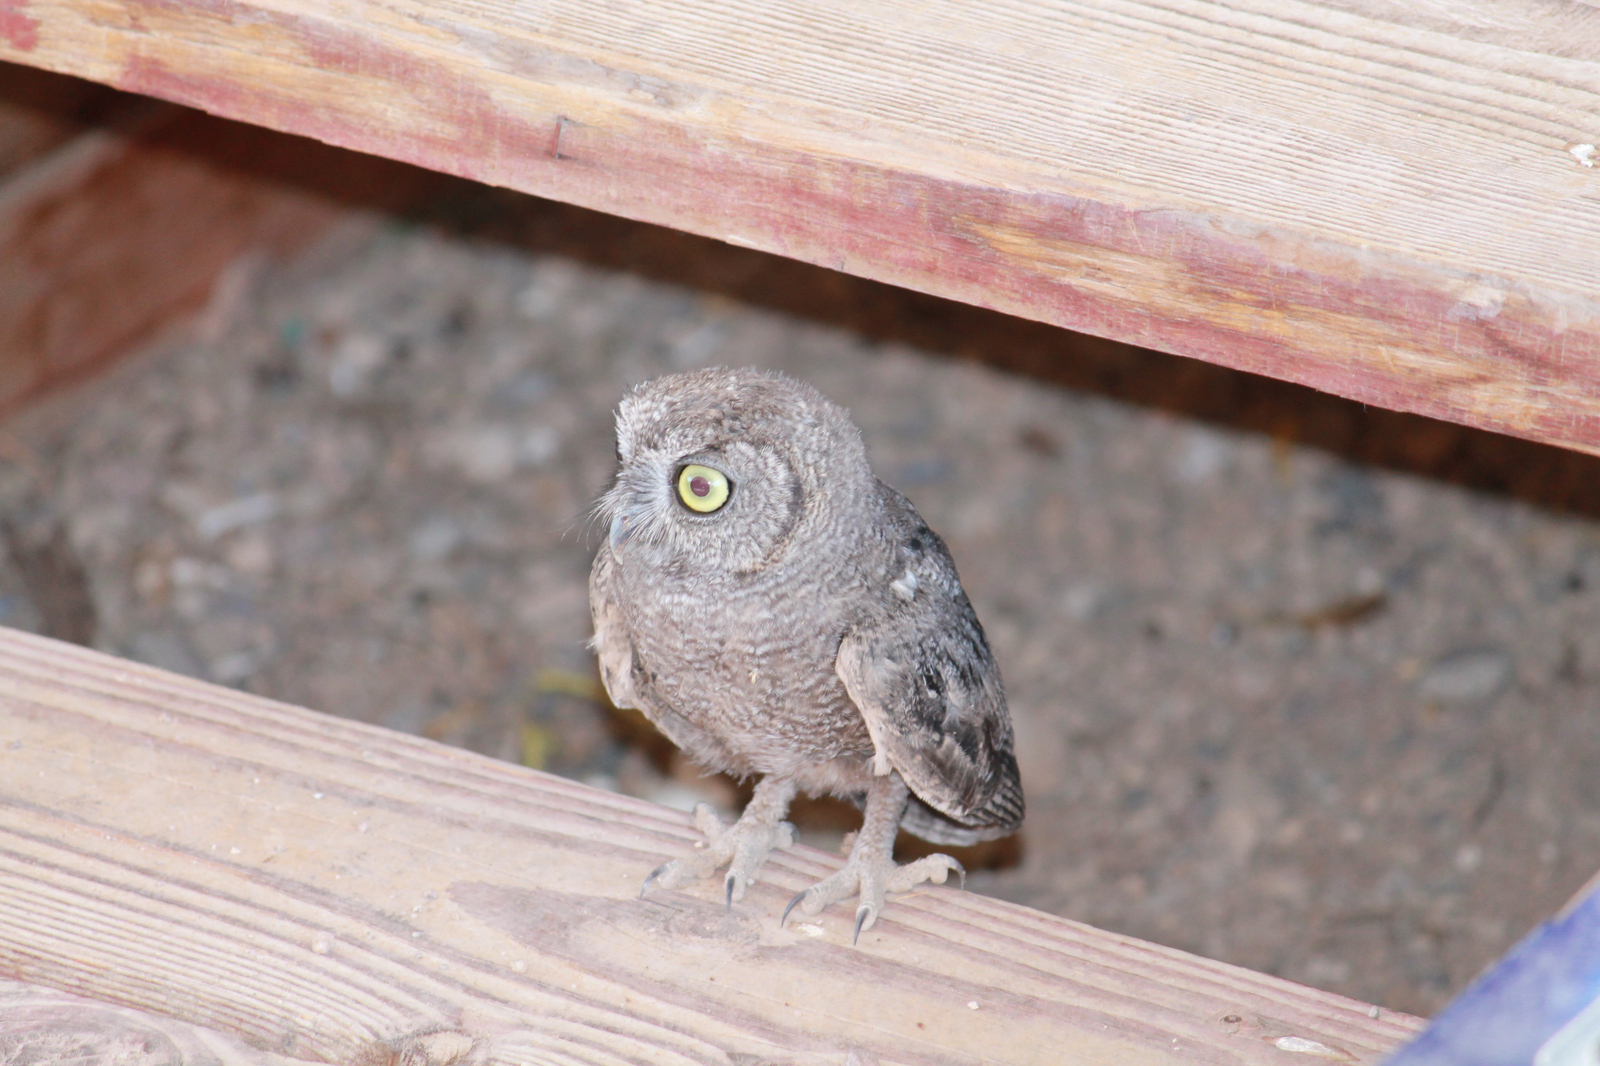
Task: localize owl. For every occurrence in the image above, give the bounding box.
[589,367,1023,940]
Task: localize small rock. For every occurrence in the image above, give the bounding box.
[209,651,257,683]
[518,425,562,467]
[426,426,517,483]
[1419,648,1513,704]
[327,333,390,397]
[1173,427,1231,484]
[128,632,202,678]
[1061,583,1112,622]
[196,492,279,541]
[409,516,464,561]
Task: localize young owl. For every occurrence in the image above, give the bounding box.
[589,367,1023,940]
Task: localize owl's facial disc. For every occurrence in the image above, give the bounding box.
[676,463,731,513]
[605,436,802,572]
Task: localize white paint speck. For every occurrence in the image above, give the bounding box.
[229,847,241,855]
[1571,143,1596,167]
[1446,283,1505,322]
[311,936,330,955]
[313,792,324,799]
[796,923,825,937]
[512,960,527,973]
[967,1001,980,1010]
[1275,1035,1338,1056]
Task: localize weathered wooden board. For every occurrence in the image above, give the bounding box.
[0,627,1423,1064]
[1,0,1597,451]
[0,978,297,1064]
[0,73,337,415]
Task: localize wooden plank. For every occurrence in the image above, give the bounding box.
[0,627,1423,1065]
[0,79,338,415]
[2,1,1597,451]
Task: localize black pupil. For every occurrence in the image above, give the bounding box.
[690,475,711,497]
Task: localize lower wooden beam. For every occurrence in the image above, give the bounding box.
[0,628,1422,1065]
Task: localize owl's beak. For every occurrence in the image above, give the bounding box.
[609,507,636,550]
[606,478,653,551]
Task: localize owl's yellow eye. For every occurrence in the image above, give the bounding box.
[677,464,730,513]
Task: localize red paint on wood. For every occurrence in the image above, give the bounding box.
[0,2,39,51]
[87,1,1600,453]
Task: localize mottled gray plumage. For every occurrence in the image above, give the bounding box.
[590,367,1022,935]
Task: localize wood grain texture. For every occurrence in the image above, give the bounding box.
[2,0,1597,451]
[0,628,1423,1065]
[1,977,297,1064]
[0,88,337,414]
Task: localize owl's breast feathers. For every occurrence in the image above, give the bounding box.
[834,487,1024,846]
[591,542,755,776]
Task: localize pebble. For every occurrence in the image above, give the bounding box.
[1419,648,1513,704]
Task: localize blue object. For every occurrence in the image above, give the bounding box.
[1386,879,1600,1065]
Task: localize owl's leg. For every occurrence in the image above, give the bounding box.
[781,772,964,943]
[643,775,798,906]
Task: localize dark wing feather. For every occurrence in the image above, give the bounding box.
[836,509,1024,846]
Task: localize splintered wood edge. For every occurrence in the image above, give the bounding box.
[1,0,1597,452]
[0,628,1422,1065]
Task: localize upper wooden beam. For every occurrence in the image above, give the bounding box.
[0,627,1423,1064]
[2,1,1598,452]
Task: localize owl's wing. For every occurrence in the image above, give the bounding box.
[835,510,1024,844]
[588,542,642,711]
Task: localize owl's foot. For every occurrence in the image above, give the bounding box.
[642,776,798,907]
[780,772,964,943]
[781,848,964,943]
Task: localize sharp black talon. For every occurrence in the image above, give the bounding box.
[780,890,808,928]
[640,862,670,899]
[853,905,872,945]
[725,872,737,911]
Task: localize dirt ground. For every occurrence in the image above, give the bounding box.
[3,181,1598,1020]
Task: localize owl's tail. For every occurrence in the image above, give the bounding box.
[899,756,1025,846]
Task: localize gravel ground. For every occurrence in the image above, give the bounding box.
[3,193,1598,1018]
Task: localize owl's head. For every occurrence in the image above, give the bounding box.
[598,367,870,572]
